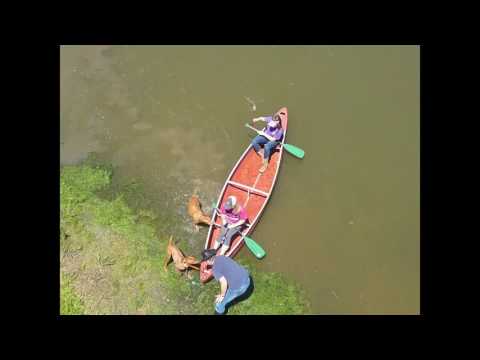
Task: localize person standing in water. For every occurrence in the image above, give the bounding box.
[251,114,284,173]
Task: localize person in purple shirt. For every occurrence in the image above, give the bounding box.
[201,248,251,315]
[251,113,284,173]
[214,195,248,255]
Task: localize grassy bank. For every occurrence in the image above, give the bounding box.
[60,273,85,315]
[60,162,310,315]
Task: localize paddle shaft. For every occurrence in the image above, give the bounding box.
[245,123,288,151]
[245,123,275,141]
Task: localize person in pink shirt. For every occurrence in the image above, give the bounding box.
[214,195,248,255]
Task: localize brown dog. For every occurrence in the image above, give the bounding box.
[163,236,201,278]
[187,195,212,232]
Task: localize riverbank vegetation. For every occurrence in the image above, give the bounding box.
[60,161,310,314]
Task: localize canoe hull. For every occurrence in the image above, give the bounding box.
[200,107,288,283]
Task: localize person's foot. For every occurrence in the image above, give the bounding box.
[259,159,268,173]
[214,311,223,315]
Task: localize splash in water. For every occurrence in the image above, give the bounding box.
[244,96,257,112]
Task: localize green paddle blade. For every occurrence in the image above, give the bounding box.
[283,143,305,159]
[244,236,266,259]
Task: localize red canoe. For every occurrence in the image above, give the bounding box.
[199,107,289,283]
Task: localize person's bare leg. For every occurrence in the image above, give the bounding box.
[219,244,229,255]
[214,224,228,250]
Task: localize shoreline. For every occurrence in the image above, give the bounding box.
[60,159,310,315]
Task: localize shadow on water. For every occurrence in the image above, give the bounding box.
[223,276,255,315]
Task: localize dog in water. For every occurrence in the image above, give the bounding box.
[187,195,212,232]
[163,235,201,279]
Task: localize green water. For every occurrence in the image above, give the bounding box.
[60,45,420,314]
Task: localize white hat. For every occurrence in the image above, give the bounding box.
[224,196,237,210]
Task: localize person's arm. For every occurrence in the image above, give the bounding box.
[273,128,284,142]
[253,116,275,139]
[258,131,276,142]
[227,208,248,229]
[261,127,283,142]
[216,276,228,303]
[227,219,246,229]
[220,213,227,225]
[216,207,227,225]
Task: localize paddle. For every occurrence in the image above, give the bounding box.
[245,123,305,159]
[212,206,266,259]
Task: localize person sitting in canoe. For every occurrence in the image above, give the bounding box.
[214,195,248,255]
[251,114,284,173]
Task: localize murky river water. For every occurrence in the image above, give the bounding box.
[60,45,419,314]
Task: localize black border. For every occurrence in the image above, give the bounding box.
[49,41,428,328]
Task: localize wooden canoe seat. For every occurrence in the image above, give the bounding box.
[227,180,269,197]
